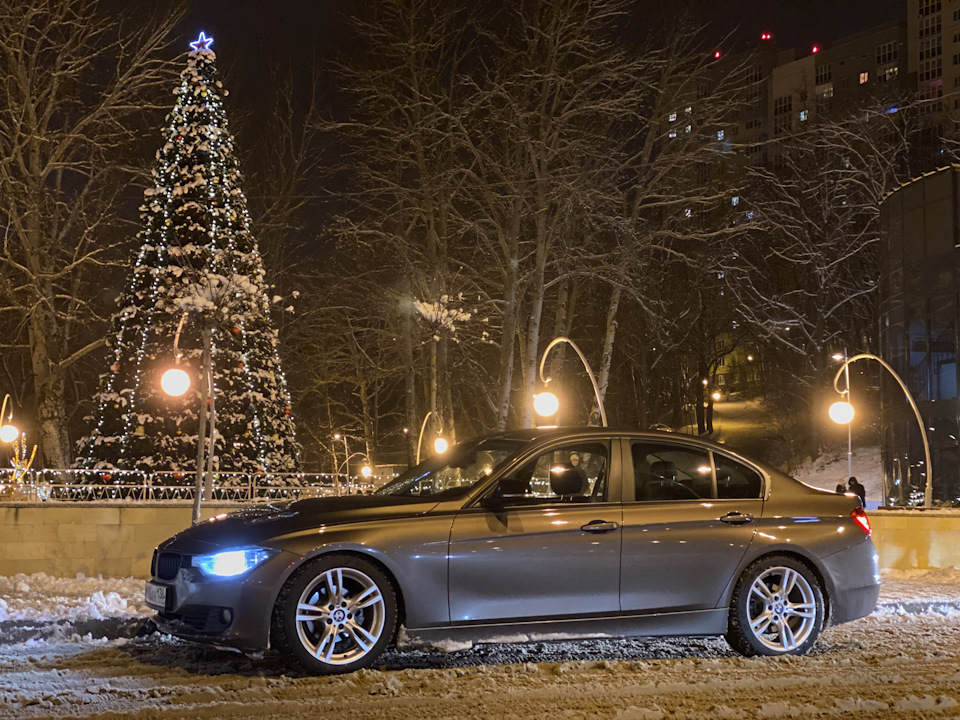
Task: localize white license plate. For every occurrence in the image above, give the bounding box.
[145,581,168,609]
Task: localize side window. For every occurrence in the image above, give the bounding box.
[499,442,609,506]
[714,454,763,499]
[632,442,713,501]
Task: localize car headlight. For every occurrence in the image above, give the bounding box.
[192,547,279,577]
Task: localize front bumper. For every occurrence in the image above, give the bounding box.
[147,546,301,652]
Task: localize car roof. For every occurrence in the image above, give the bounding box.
[476,426,717,447]
[470,426,783,477]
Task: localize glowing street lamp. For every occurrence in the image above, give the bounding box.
[828,400,855,425]
[433,436,448,454]
[535,337,607,426]
[160,367,191,396]
[831,353,932,507]
[533,391,560,418]
[0,394,18,443]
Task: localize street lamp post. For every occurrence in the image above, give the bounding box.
[336,452,372,495]
[830,353,932,508]
[534,337,607,426]
[831,350,853,480]
[161,312,216,525]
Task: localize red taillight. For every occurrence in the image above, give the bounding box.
[851,507,871,536]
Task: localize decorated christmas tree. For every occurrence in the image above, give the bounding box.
[77,32,300,475]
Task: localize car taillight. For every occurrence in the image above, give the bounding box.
[851,507,871,536]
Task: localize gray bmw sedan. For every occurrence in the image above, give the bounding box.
[145,428,879,674]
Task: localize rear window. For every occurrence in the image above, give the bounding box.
[715,455,763,499]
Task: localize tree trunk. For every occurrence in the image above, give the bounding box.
[592,285,621,426]
[520,236,549,428]
[494,207,522,430]
[400,292,419,465]
[27,310,70,468]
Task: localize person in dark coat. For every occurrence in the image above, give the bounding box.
[848,476,866,506]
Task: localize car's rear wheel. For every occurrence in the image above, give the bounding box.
[725,555,824,657]
[273,554,397,674]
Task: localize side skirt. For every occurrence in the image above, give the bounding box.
[404,608,728,647]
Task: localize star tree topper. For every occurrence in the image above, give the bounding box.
[190,31,214,52]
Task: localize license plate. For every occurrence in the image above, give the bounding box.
[145,581,168,610]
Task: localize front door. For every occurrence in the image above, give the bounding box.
[448,440,621,623]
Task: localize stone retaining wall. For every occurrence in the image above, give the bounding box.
[0,503,234,578]
[1,503,957,578]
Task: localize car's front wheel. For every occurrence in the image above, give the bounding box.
[273,554,397,674]
[725,555,824,657]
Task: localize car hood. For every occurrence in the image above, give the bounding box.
[160,495,441,552]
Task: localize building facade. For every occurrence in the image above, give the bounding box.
[879,165,960,504]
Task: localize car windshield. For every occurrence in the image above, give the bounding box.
[375,437,526,499]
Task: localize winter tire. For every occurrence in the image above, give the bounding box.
[273,554,397,674]
[725,555,824,657]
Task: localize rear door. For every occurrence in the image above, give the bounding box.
[619,439,763,613]
[447,438,622,623]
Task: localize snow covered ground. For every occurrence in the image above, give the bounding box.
[1,568,959,719]
[790,445,885,508]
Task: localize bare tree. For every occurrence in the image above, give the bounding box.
[727,109,915,456]
[0,0,182,465]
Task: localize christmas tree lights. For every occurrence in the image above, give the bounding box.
[76,33,300,476]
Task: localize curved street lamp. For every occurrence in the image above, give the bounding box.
[0,394,18,443]
[831,353,932,508]
[535,337,607,427]
[414,411,447,464]
[161,311,216,525]
[336,452,373,495]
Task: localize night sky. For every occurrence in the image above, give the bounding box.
[177,0,906,111]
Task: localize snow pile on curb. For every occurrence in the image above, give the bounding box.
[0,573,148,623]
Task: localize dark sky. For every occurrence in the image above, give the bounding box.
[178,1,906,102]
[703,0,904,52]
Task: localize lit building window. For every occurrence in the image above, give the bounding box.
[717,129,724,140]
[684,208,692,218]
[859,71,869,84]
[684,124,691,133]
[668,112,677,122]
[731,196,740,206]
[800,109,809,121]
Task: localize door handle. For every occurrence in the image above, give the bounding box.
[720,512,754,525]
[581,520,619,533]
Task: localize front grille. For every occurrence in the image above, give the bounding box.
[156,552,182,581]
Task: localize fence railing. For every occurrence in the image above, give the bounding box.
[0,468,393,502]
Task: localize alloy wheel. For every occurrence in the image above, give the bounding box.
[293,566,386,665]
[746,566,818,652]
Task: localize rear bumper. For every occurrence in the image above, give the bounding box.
[820,538,881,625]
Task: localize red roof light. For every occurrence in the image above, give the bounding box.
[714,50,722,59]
[812,45,819,53]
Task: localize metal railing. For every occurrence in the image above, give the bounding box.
[0,468,393,502]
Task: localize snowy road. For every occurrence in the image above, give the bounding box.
[2,571,960,719]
